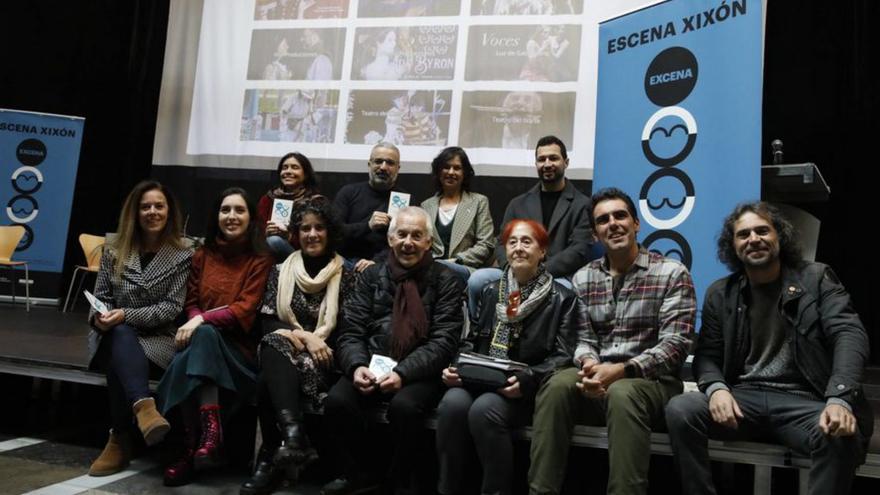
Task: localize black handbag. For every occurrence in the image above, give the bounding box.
[457,363,511,393]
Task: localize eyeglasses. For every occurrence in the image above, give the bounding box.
[370,158,398,166]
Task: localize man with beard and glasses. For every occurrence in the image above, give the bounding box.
[467,135,594,317]
[333,142,407,272]
[528,188,695,495]
[665,201,873,495]
[321,206,464,495]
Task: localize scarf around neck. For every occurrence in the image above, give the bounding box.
[388,252,433,360]
[490,265,553,358]
[276,250,344,340]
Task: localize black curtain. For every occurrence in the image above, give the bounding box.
[762,2,879,362]
[0,0,169,293]
[0,1,877,362]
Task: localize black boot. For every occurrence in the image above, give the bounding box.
[273,409,313,467]
[240,447,281,495]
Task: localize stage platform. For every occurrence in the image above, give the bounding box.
[0,306,105,386]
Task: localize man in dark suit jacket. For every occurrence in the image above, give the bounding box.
[467,135,594,315]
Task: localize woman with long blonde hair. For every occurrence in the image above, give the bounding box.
[87,180,193,477]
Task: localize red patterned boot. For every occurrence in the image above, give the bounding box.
[193,404,225,470]
[163,417,199,487]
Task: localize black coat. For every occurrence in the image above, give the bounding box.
[335,260,465,383]
[463,279,580,399]
[495,181,593,278]
[694,262,874,444]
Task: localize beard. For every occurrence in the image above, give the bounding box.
[540,168,563,185]
[369,169,394,191]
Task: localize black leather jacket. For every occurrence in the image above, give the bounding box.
[463,280,579,399]
[335,260,465,383]
[694,262,873,442]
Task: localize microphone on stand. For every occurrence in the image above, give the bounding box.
[771,139,784,165]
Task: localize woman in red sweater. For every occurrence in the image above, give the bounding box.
[257,152,320,261]
[158,187,274,486]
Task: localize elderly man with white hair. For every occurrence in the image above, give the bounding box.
[321,206,465,495]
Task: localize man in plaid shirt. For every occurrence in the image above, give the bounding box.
[528,187,696,495]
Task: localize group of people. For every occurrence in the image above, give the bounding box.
[84,135,872,495]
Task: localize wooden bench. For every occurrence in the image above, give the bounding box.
[2,355,878,494]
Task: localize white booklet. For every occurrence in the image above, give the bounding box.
[368,354,399,381]
[457,352,528,372]
[387,191,411,218]
[84,290,109,316]
[270,198,294,227]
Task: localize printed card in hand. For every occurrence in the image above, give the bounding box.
[271,198,295,227]
[387,191,411,218]
[84,290,109,316]
[368,354,399,382]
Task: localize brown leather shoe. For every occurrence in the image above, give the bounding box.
[133,397,170,446]
[88,430,131,476]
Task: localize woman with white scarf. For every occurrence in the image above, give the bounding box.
[242,197,356,495]
[435,219,579,495]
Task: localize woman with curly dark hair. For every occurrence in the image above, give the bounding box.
[241,197,358,495]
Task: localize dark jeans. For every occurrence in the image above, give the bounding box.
[97,324,165,432]
[324,376,443,489]
[436,387,532,495]
[666,387,865,495]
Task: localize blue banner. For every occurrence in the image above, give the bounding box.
[594,0,762,314]
[0,108,84,298]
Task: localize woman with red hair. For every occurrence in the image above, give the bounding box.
[435,219,580,495]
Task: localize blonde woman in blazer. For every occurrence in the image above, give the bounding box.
[420,147,495,282]
[86,180,192,477]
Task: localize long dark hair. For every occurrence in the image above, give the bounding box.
[430,146,475,194]
[205,187,267,254]
[717,201,802,272]
[274,152,318,193]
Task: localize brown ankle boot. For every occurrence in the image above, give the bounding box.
[89,430,131,476]
[132,397,170,446]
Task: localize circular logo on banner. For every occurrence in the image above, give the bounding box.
[16,139,47,166]
[640,106,697,168]
[11,166,44,194]
[9,224,34,251]
[6,195,39,224]
[643,229,693,269]
[638,167,696,230]
[644,46,698,107]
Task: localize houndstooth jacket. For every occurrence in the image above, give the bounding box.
[87,243,193,369]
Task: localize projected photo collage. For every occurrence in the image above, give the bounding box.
[241,0,582,149]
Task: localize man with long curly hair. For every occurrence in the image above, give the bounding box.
[666,201,873,495]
